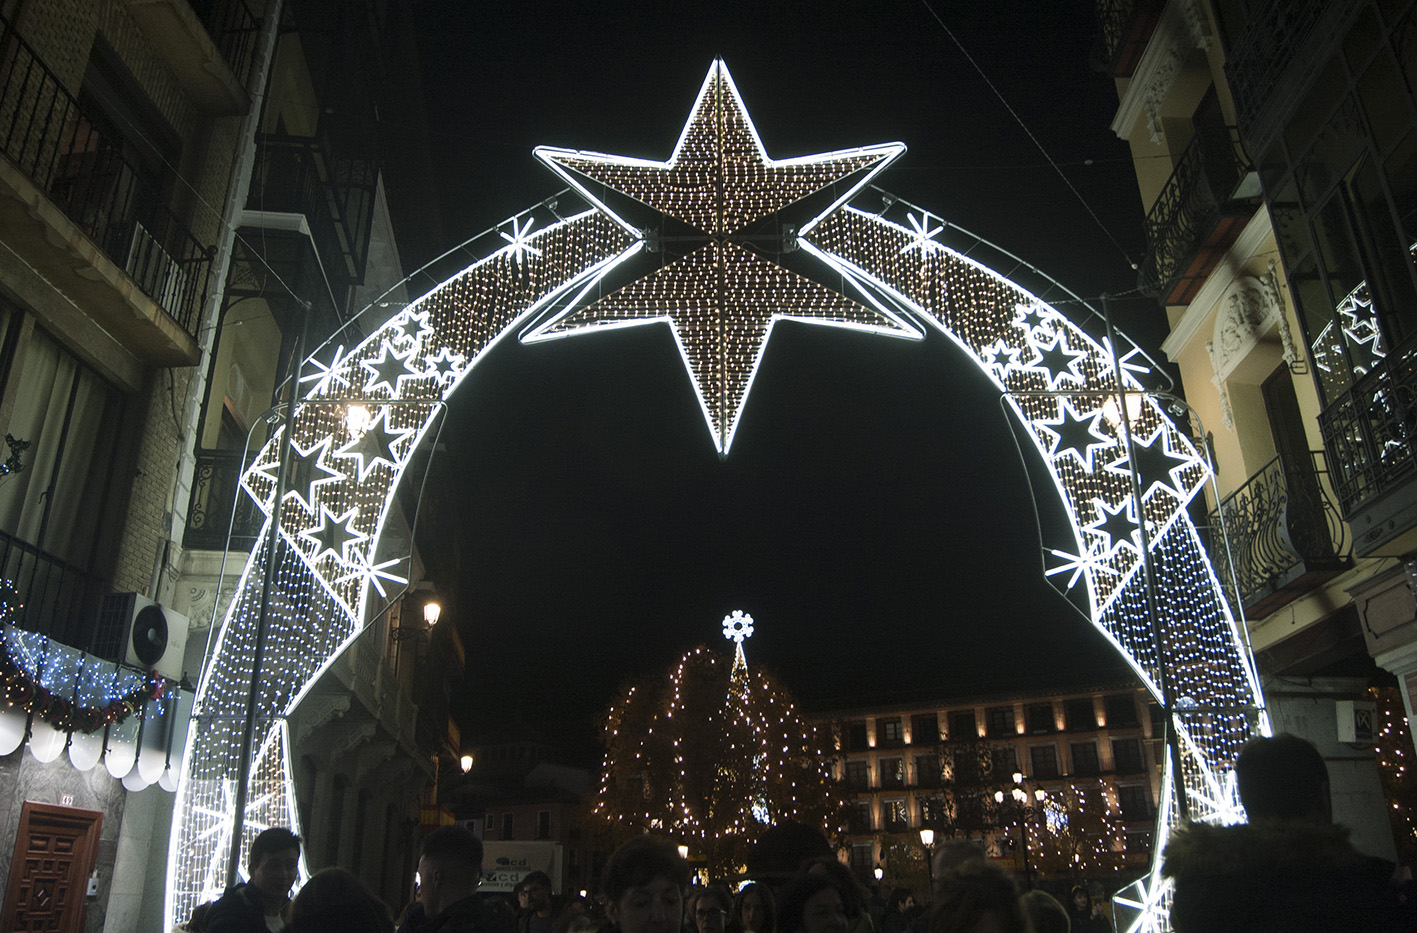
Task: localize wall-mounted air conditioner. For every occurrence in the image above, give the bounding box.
[95,593,189,681]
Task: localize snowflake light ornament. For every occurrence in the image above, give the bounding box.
[722,610,755,644]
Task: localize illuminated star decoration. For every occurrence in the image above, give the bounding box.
[282,436,344,514]
[1024,329,1090,390]
[297,344,351,396]
[333,406,415,482]
[1036,398,1114,472]
[423,346,466,389]
[499,216,543,266]
[1105,423,1204,501]
[900,211,943,255]
[361,342,421,396]
[1086,497,1142,557]
[299,505,367,564]
[335,550,408,600]
[392,310,435,347]
[525,59,922,453]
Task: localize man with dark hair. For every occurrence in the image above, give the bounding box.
[399,825,514,933]
[1163,733,1414,932]
[516,871,554,933]
[207,827,302,932]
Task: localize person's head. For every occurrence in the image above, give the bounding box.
[1068,884,1090,913]
[778,873,848,933]
[601,836,690,933]
[418,825,485,917]
[1236,733,1331,822]
[887,888,913,915]
[747,823,834,888]
[734,882,776,933]
[929,859,1027,933]
[1019,890,1069,933]
[929,840,985,902]
[517,880,532,910]
[801,857,864,918]
[247,828,301,909]
[288,867,393,933]
[695,886,732,933]
[525,871,554,914]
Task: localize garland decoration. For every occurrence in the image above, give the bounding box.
[0,579,166,734]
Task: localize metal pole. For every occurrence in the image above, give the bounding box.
[225,304,309,886]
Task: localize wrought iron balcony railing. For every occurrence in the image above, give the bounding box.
[0,527,109,647]
[0,12,211,335]
[187,0,261,87]
[1317,332,1417,522]
[1140,122,1253,305]
[1205,450,1349,619]
[184,449,265,551]
[1094,0,1164,77]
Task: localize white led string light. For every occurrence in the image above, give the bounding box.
[166,62,1265,933]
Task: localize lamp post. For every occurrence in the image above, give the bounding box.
[918,827,935,891]
[993,772,1046,890]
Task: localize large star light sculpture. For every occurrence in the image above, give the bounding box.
[525,60,922,453]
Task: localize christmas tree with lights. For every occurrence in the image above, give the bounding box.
[1372,686,1417,865]
[592,612,845,877]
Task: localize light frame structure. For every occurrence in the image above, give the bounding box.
[165,60,1264,932]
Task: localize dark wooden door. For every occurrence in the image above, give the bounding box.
[2,802,103,933]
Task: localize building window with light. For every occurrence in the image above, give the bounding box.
[1029,745,1060,779]
[986,706,1015,737]
[885,799,908,831]
[880,758,904,788]
[878,717,903,746]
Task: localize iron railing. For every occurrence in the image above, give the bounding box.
[0,12,210,335]
[0,527,108,647]
[1206,450,1348,614]
[185,449,265,551]
[187,0,261,88]
[1140,123,1248,301]
[1317,333,1417,519]
[1094,0,1163,76]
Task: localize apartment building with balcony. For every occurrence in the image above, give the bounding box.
[1094,0,1414,861]
[818,684,1163,891]
[0,0,446,928]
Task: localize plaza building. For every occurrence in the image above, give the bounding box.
[1093,0,1417,861]
[817,683,1163,890]
[0,0,449,927]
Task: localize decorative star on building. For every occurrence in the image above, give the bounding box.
[392,310,434,348]
[980,338,1023,373]
[900,211,943,255]
[1085,497,1142,556]
[423,346,466,388]
[1036,398,1115,472]
[298,344,351,397]
[282,436,344,514]
[499,216,542,266]
[1105,424,1204,501]
[1024,330,1090,391]
[299,505,367,564]
[1013,302,1052,335]
[1044,544,1120,593]
[335,550,408,600]
[523,59,922,453]
[333,406,415,482]
[361,342,421,396]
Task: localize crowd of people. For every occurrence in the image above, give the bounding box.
[185,734,1414,933]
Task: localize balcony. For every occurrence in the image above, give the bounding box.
[124,0,258,114]
[0,528,108,648]
[1317,334,1417,555]
[0,13,207,364]
[1140,123,1258,305]
[1205,450,1350,619]
[184,449,265,551]
[1094,0,1164,77]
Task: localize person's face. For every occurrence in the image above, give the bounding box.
[904,896,915,911]
[609,875,683,933]
[248,846,299,908]
[740,892,765,933]
[528,882,553,912]
[519,888,532,909]
[799,888,847,933]
[1072,891,1088,910]
[696,898,727,933]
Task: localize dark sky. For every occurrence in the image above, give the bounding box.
[405,1,1160,761]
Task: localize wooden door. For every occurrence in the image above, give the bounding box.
[2,802,103,933]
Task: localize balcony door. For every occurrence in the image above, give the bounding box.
[1263,366,1333,559]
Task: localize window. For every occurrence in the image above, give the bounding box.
[880,758,904,788]
[885,799,908,831]
[986,706,1015,737]
[1104,694,1139,728]
[878,717,904,746]
[849,803,873,833]
[501,812,514,839]
[1070,742,1100,776]
[1026,704,1055,734]
[912,713,939,744]
[845,721,869,751]
[1112,738,1144,773]
[537,810,551,839]
[1125,828,1153,852]
[915,753,941,787]
[845,760,870,790]
[991,746,1019,778]
[947,710,977,740]
[1029,745,1059,779]
[484,814,494,835]
[850,844,874,873]
[919,796,945,826]
[1118,784,1152,821]
[1065,698,1096,731]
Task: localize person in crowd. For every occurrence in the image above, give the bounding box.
[878,888,913,933]
[1064,885,1107,933]
[287,866,393,933]
[600,836,690,933]
[746,823,834,894]
[777,873,848,933]
[1163,732,1415,932]
[928,841,985,905]
[802,857,871,933]
[694,886,733,933]
[928,859,1028,933]
[682,887,701,933]
[552,898,598,933]
[515,881,531,914]
[1019,890,1069,933]
[207,827,302,933]
[732,882,776,933]
[518,872,555,933]
[398,824,513,933]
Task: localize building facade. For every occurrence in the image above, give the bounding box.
[1096,0,1415,861]
[820,684,1162,892]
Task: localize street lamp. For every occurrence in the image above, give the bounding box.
[993,772,1047,889]
[919,827,935,890]
[392,597,442,642]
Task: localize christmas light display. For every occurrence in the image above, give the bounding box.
[167,61,1265,932]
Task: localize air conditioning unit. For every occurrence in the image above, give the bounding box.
[95,593,188,681]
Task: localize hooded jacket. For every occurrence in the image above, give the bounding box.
[1161,819,1413,933]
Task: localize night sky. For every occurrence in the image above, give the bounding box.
[405,0,1161,762]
